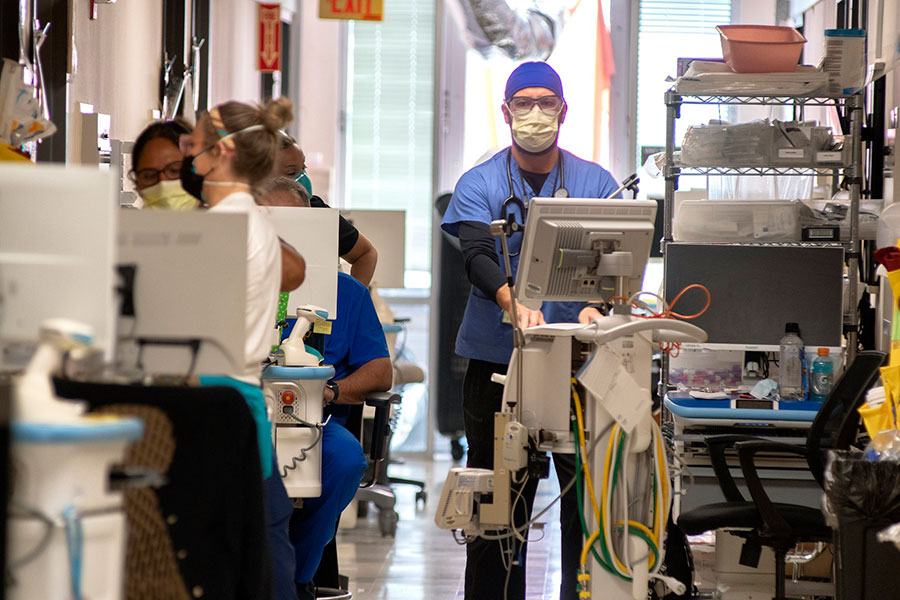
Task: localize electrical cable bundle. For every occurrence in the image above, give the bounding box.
[571,382,670,598]
[610,284,711,357]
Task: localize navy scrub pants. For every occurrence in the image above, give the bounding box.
[462,358,581,600]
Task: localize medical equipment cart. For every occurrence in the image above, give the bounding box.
[660,91,865,395]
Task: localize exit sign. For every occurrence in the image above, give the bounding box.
[319,0,383,21]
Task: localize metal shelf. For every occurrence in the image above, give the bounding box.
[663,240,849,250]
[672,165,845,177]
[660,87,865,392]
[666,92,862,108]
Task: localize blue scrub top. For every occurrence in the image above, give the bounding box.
[322,272,391,425]
[442,147,621,365]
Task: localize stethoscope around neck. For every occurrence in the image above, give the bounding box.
[502,148,568,257]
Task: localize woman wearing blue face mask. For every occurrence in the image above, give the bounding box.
[274,135,379,287]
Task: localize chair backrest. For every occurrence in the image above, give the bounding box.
[806,350,886,487]
[53,379,271,600]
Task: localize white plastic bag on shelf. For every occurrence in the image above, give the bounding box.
[681,118,835,169]
[0,59,56,145]
[673,199,802,242]
[674,60,830,96]
[708,175,813,201]
[680,120,774,166]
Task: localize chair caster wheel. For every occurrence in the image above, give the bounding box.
[450,439,465,461]
[379,508,398,537]
[415,490,427,505]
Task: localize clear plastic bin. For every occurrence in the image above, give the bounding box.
[673,199,801,242]
[680,122,774,166]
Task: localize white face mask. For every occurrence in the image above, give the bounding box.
[139,179,200,211]
[510,106,560,153]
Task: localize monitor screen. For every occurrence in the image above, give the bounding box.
[516,198,657,308]
[339,209,406,289]
[664,244,844,349]
[266,207,339,318]
[0,164,117,367]
[117,211,248,376]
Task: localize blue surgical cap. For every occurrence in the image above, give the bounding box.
[504,61,564,101]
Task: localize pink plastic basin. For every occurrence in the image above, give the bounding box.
[716,25,807,73]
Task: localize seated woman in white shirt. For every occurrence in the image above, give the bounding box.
[179,97,301,600]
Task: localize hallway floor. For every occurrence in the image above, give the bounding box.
[336,454,564,599]
[335,455,751,599]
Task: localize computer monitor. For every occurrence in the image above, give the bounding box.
[515,198,658,309]
[664,243,844,351]
[0,164,117,369]
[338,209,406,288]
[117,211,247,375]
[266,207,339,318]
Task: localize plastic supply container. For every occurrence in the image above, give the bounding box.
[716,25,807,73]
[779,322,805,399]
[810,348,834,401]
[680,121,775,166]
[822,29,866,95]
[876,201,900,249]
[673,200,801,242]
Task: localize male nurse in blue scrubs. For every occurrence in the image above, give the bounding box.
[441,61,621,600]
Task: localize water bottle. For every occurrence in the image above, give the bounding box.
[779,322,804,399]
[810,348,834,402]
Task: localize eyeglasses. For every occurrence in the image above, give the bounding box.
[129,160,182,188]
[506,95,564,116]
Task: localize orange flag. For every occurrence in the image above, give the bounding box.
[593,2,615,163]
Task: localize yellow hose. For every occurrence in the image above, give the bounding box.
[572,382,607,569]
[573,379,666,576]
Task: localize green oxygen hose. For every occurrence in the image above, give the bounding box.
[573,417,659,582]
[608,429,660,571]
[573,417,623,580]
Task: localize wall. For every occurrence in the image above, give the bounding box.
[734,0,777,24]
[296,1,344,197]
[67,0,163,151]
[209,0,261,106]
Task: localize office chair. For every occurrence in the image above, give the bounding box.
[676,350,886,600]
[53,379,272,600]
[311,392,400,599]
[352,391,405,537]
[381,320,428,505]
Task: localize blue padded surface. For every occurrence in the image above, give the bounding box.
[13,416,144,444]
[665,392,820,422]
[262,365,335,381]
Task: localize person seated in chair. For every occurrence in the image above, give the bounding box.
[261,177,393,599]
[274,137,378,287]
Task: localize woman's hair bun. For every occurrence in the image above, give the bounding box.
[261,97,294,132]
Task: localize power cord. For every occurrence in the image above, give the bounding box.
[280,414,331,478]
[479,420,614,543]
[5,503,55,586]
